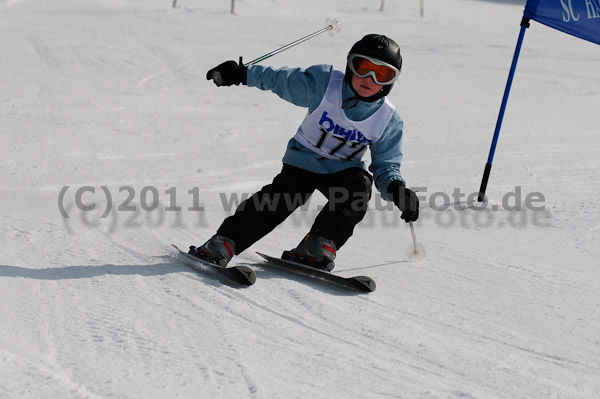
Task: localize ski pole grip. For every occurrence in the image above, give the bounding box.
[210,71,224,86]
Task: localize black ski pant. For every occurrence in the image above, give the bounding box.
[217,164,373,254]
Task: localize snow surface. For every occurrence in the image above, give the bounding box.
[1,0,599,398]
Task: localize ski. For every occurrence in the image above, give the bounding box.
[171,244,256,286]
[256,252,376,293]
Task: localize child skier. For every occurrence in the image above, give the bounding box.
[192,34,419,271]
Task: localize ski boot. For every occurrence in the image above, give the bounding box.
[282,233,336,272]
[189,235,236,267]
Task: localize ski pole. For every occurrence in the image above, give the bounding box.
[209,18,341,86]
[409,222,419,254]
[407,221,426,261]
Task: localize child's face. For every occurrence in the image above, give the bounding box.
[351,74,384,98]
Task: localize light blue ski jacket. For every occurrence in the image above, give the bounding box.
[247,64,406,201]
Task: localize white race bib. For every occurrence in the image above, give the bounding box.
[294,69,395,161]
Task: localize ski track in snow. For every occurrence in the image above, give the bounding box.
[1,0,600,398]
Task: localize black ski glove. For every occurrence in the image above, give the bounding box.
[387,180,420,223]
[206,58,247,87]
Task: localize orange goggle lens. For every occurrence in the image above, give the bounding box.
[351,56,398,84]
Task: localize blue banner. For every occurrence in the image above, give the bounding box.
[524,0,600,45]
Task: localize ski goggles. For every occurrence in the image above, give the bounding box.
[347,54,400,85]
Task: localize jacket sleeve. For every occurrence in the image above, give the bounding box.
[368,112,406,201]
[247,64,331,112]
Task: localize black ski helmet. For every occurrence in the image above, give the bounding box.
[344,34,402,102]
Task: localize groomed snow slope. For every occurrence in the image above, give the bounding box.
[1,0,599,398]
